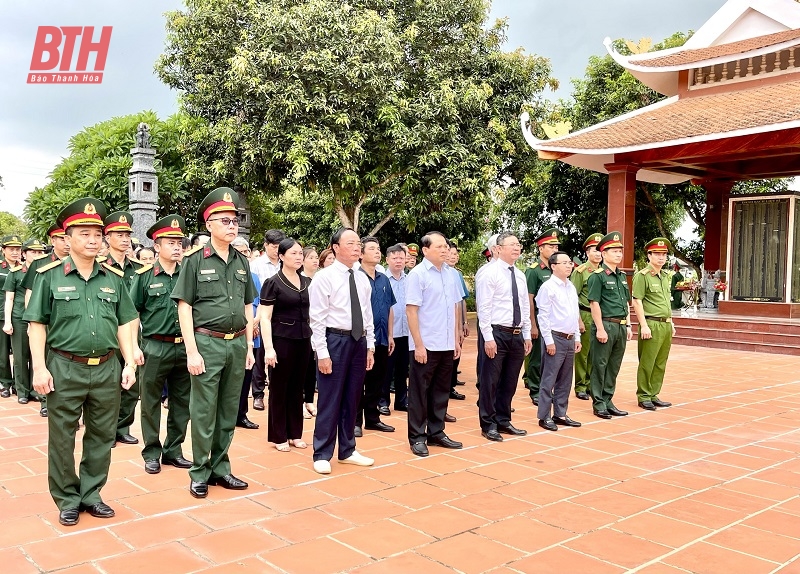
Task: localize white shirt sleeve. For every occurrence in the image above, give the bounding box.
[308,272,331,360]
[535,281,554,346]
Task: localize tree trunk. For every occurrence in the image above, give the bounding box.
[367,206,399,236]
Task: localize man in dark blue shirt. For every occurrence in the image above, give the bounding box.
[355,237,397,436]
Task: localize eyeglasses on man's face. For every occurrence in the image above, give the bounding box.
[208,217,240,226]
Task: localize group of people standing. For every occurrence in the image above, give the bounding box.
[5,183,676,526]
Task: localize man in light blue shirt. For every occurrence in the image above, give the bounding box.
[381,244,409,414]
[406,232,464,457]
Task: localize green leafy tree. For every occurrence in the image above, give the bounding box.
[0,212,29,238]
[23,112,228,238]
[494,32,786,271]
[157,0,556,236]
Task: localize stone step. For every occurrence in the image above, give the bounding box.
[671,334,800,356]
[668,325,800,345]
[671,315,800,335]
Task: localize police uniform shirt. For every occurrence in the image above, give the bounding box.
[632,264,672,318]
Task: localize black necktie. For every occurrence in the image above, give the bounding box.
[349,269,363,340]
[510,266,521,327]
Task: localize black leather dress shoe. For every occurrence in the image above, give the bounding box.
[553,416,581,427]
[449,390,465,400]
[189,481,208,498]
[59,507,80,526]
[594,410,612,419]
[455,379,465,386]
[236,417,259,429]
[253,397,265,410]
[80,502,115,518]
[208,474,248,490]
[497,424,527,436]
[394,403,408,412]
[411,442,429,457]
[444,413,456,423]
[532,396,539,406]
[575,391,590,400]
[162,455,193,469]
[638,401,657,411]
[539,418,558,431]
[428,435,462,449]
[482,429,503,442]
[365,421,395,432]
[40,406,48,417]
[144,459,162,474]
[378,405,391,416]
[652,398,672,408]
[18,396,29,404]
[607,406,628,417]
[0,388,10,398]
[115,434,139,445]
[354,426,363,437]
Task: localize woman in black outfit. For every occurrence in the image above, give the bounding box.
[301,246,319,418]
[258,238,312,451]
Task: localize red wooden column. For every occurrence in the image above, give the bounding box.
[605,163,639,274]
[702,179,734,273]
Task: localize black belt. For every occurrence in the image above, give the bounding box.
[51,348,115,366]
[604,317,627,325]
[194,327,246,340]
[579,305,591,312]
[644,316,672,323]
[148,334,184,344]
[552,330,574,340]
[493,324,521,335]
[326,327,365,338]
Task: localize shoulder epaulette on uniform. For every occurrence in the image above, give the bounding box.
[575,263,586,273]
[10,264,23,272]
[592,268,604,274]
[136,264,154,275]
[96,255,106,262]
[638,267,650,275]
[129,257,144,267]
[101,262,125,277]
[38,259,62,273]
[183,245,203,257]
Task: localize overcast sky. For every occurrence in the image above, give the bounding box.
[0,0,724,218]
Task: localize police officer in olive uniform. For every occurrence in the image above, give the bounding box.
[25,197,138,527]
[570,233,603,401]
[102,211,145,446]
[131,215,193,474]
[523,228,560,405]
[3,239,48,414]
[587,232,631,419]
[631,238,675,411]
[0,235,22,397]
[405,243,419,272]
[171,187,256,499]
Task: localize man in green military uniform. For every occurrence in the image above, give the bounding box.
[631,237,675,411]
[102,211,145,446]
[131,215,193,475]
[23,224,70,307]
[0,235,22,398]
[171,187,256,499]
[670,264,684,310]
[3,239,48,414]
[25,197,138,526]
[587,231,631,420]
[571,232,603,401]
[523,228,560,405]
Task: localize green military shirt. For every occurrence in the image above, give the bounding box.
[0,260,14,313]
[525,259,552,299]
[571,261,600,309]
[3,264,28,322]
[100,254,144,286]
[632,264,673,318]
[131,261,182,337]
[21,252,61,291]
[587,263,631,318]
[170,243,257,332]
[23,257,138,356]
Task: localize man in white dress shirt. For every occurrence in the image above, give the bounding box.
[535,251,583,431]
[381,244,410,413]
[406,231,463,457]
[248,229,285,411]
[308,228,375,474]
[476,232,532,442]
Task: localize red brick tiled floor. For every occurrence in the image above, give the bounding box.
[2,341,800,573]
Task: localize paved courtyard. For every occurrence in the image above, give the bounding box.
[1,340,800,574]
